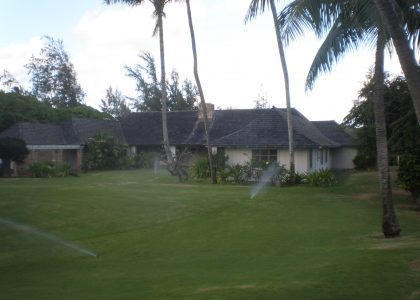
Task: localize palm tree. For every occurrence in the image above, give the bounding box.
[184,0,217,184]
[245,0,296,183]
[373,0,420,125]
[104,0,177,174]
[278,0,406,237]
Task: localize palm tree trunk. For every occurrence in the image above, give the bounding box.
[186,0,217,184]
[373,31,401,238]
[157,13,176,172]
[270,0,295,183]
[373,0,420,125]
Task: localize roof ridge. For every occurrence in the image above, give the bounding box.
[276,109,338,147]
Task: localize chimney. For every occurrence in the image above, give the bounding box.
[198,103,214,121]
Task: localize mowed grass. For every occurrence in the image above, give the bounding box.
[0,170,419,300]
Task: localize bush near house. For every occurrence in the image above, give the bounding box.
[28,161,72,178]
[0,137,29,177]
[85,132,128,170]
[305,169,337,187]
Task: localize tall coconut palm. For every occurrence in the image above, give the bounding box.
[104,0,177,174]
[373,0,420,125]
[184,0,217,184]
[245,0,296,183]
[277,0,408,237]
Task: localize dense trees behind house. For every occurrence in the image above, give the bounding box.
[126,52,198,112]
[0,91,110,133]
[343,74,419,204]
[25,36,85,108]
[0,42,198,133]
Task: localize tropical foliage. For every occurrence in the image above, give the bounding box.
[344,74,419,170]
[126,52,197,112]
[0,91,110,133]
[100,86,131,120]
[85,132,128,170]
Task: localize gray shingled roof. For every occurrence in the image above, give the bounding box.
[0,109,356,149]
[0,123,67,145]
[62,118,126,144]
[0,118,125,146]
[121,108,351,148]
[312,121,358,146]
[121,111,197,146]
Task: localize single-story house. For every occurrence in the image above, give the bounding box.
[0,104,357,174]
[121,104,357,173]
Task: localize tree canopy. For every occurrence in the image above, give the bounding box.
[0,91,109,133]
[126,52,198,112]
[100,86,131,120]
[343,74,419,168]
[25,36,85,108]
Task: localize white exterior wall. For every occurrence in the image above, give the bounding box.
[225,148,311,173]
[278,149,310,173]
[331,147,357,169]
[225,149,252,165]
[223,147,355,171]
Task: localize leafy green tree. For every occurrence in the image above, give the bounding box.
[0,91,109,133]
[0,91,61,132]
[167,71,197,111]
[0,70,24,94]
[67,105,111,120]
[100,86,131,120]
[126,52,162,112]
[126,52,197,112]
[245,0,296,183]
[344,75,420,203]
[0,138,29,177]
[25,36,85,108]
[85,132,127,170]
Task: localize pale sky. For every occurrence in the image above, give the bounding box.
[0,0,404,122]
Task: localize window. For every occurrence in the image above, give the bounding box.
[252,149,277,167]
[325,149,328,163]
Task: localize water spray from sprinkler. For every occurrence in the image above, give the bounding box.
[250,163,279,199]
[0,216,97,258]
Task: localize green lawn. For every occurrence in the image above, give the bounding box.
[0,170,419,300]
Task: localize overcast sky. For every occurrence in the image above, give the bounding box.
[0,0,404,122]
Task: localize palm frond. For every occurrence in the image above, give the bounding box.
[245,0,273,23]
[277,0,345,44]
[305,15,368,90]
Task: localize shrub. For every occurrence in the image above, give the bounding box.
[191,158,210,180]
[305,169,337,187]
[398,153,420,205]
[85,132,127,170]
[28,161,56,178]
[57,163,72,177]
[353,154,376,170]
[0,137,29,177]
